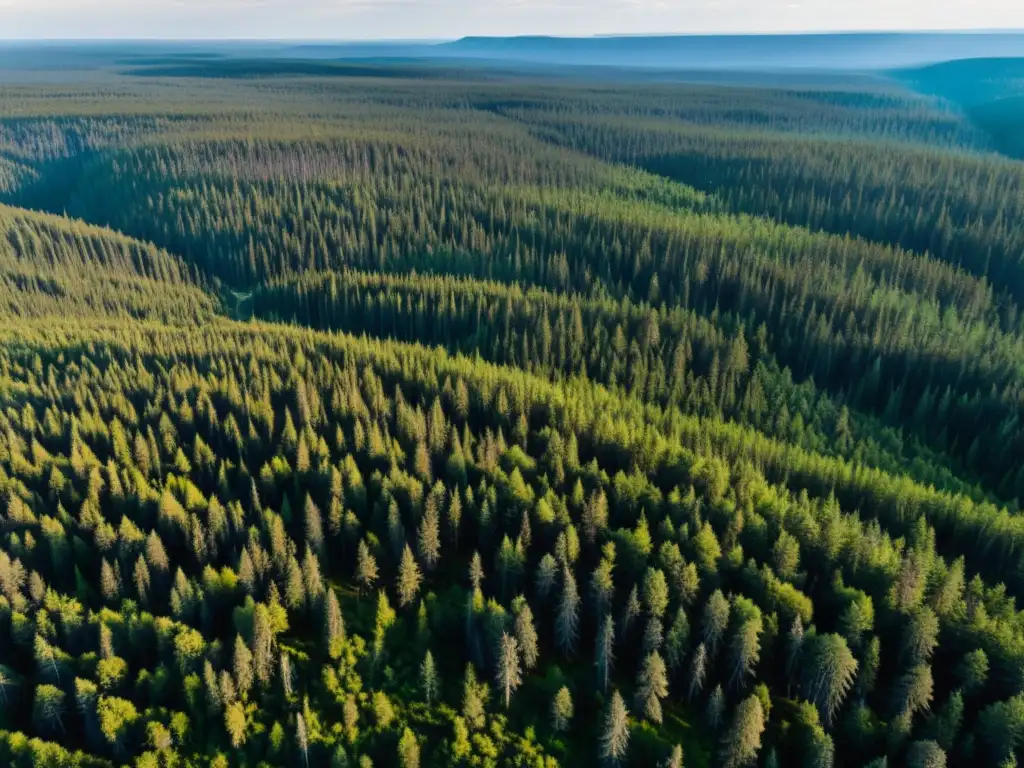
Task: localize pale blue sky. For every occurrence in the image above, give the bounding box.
[1,0,1021,40]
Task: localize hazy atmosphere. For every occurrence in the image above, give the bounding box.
[3,0,1023,39]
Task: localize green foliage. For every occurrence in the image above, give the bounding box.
[0,59,1023,768]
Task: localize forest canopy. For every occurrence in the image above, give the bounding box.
[0,51,1022,768]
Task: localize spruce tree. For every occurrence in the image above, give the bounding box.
[689,643,708,701]
[462,664,487,731]
[325,588,345,660]
[397,545,423,608]
[707,685,725,731]
[701,590,730,658]
[635,651,669,724]
[496,632,522,710]
[421,650,439,705]
[552,686,573,732]
[398,727,421,768]
[601,690,630,766]
[556,565,580,657]
[418,497,441,572]
[356,539,378,598]
[596,613,616,694]
[513,599,539,670]
[719,695,765,768]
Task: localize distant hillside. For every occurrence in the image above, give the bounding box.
[898,57,1024,157]
[7,35,1024,81]
[439,33,1024,71]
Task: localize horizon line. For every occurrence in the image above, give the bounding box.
[2,28,1024,44]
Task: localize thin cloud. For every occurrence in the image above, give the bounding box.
[3,0,1024,39]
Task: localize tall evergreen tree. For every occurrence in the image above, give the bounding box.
[635,651,669,724]
[421,650,439,705]
[325,588,346,660]
[601,691,631,767]
[496,632,522,710]
[720,695,765,768]
[356,539,378,598]
[556,565,580,657]
[397,545,423,608]
[552,686,574,732]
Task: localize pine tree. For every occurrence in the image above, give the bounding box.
[807,731,835,768]
[285,555,306,611]
[462,664,487,730]
[701,590,730,658]
[582,489,608,544]
[414,439,432,483]
[469,550,485,592]
[906,740,946,768]
[707,685,725,731]
[591,556,616,617]
[397,544,423,608]
[621,585,642,639]
[689,643,708,701]
[552,686,574,732]
[536,553,558,601]
[421,650,439,705]
[225,701,247,747]
[802,633,858,727]
[398,727,421,768]
[99,623,114,660]
[601,690,630,766]
[33,684,65,734]
[304,494,324,558]
[496,535,522,600]
[446,493,462,546]
[556,565,580,657]
[894,663,934,720]
[296,712,310,767]
[786,615,805,695]
[204,660,222,715]
[373,589,397,663]
[596,613,615,693]
[728,606,762,691]
[496,632,522,710]
[859,635,881,698]
[100,558,120,603]
[133,556,151,606]
[325,588,346,660]
[643,568,670,618]
[665,607,689,675]
[234,634,254,696]
[418,497,441,572]
[252,603,275,685]
[956,649,988,696]
[643,616,664,656]
[280,652,293,699]
[514,599,539,670]
[902,608,940,666]
[927,690,963,752]
[635,651,669,724]
[35,634,65,684]
[356,539,378,598]
[719,695,765,768]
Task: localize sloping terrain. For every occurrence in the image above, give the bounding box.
[0,204,215,322]
[0,60,1021,768]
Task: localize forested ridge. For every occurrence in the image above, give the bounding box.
[0,60,1022,768]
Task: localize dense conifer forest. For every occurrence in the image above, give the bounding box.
[0,51,1023,767]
